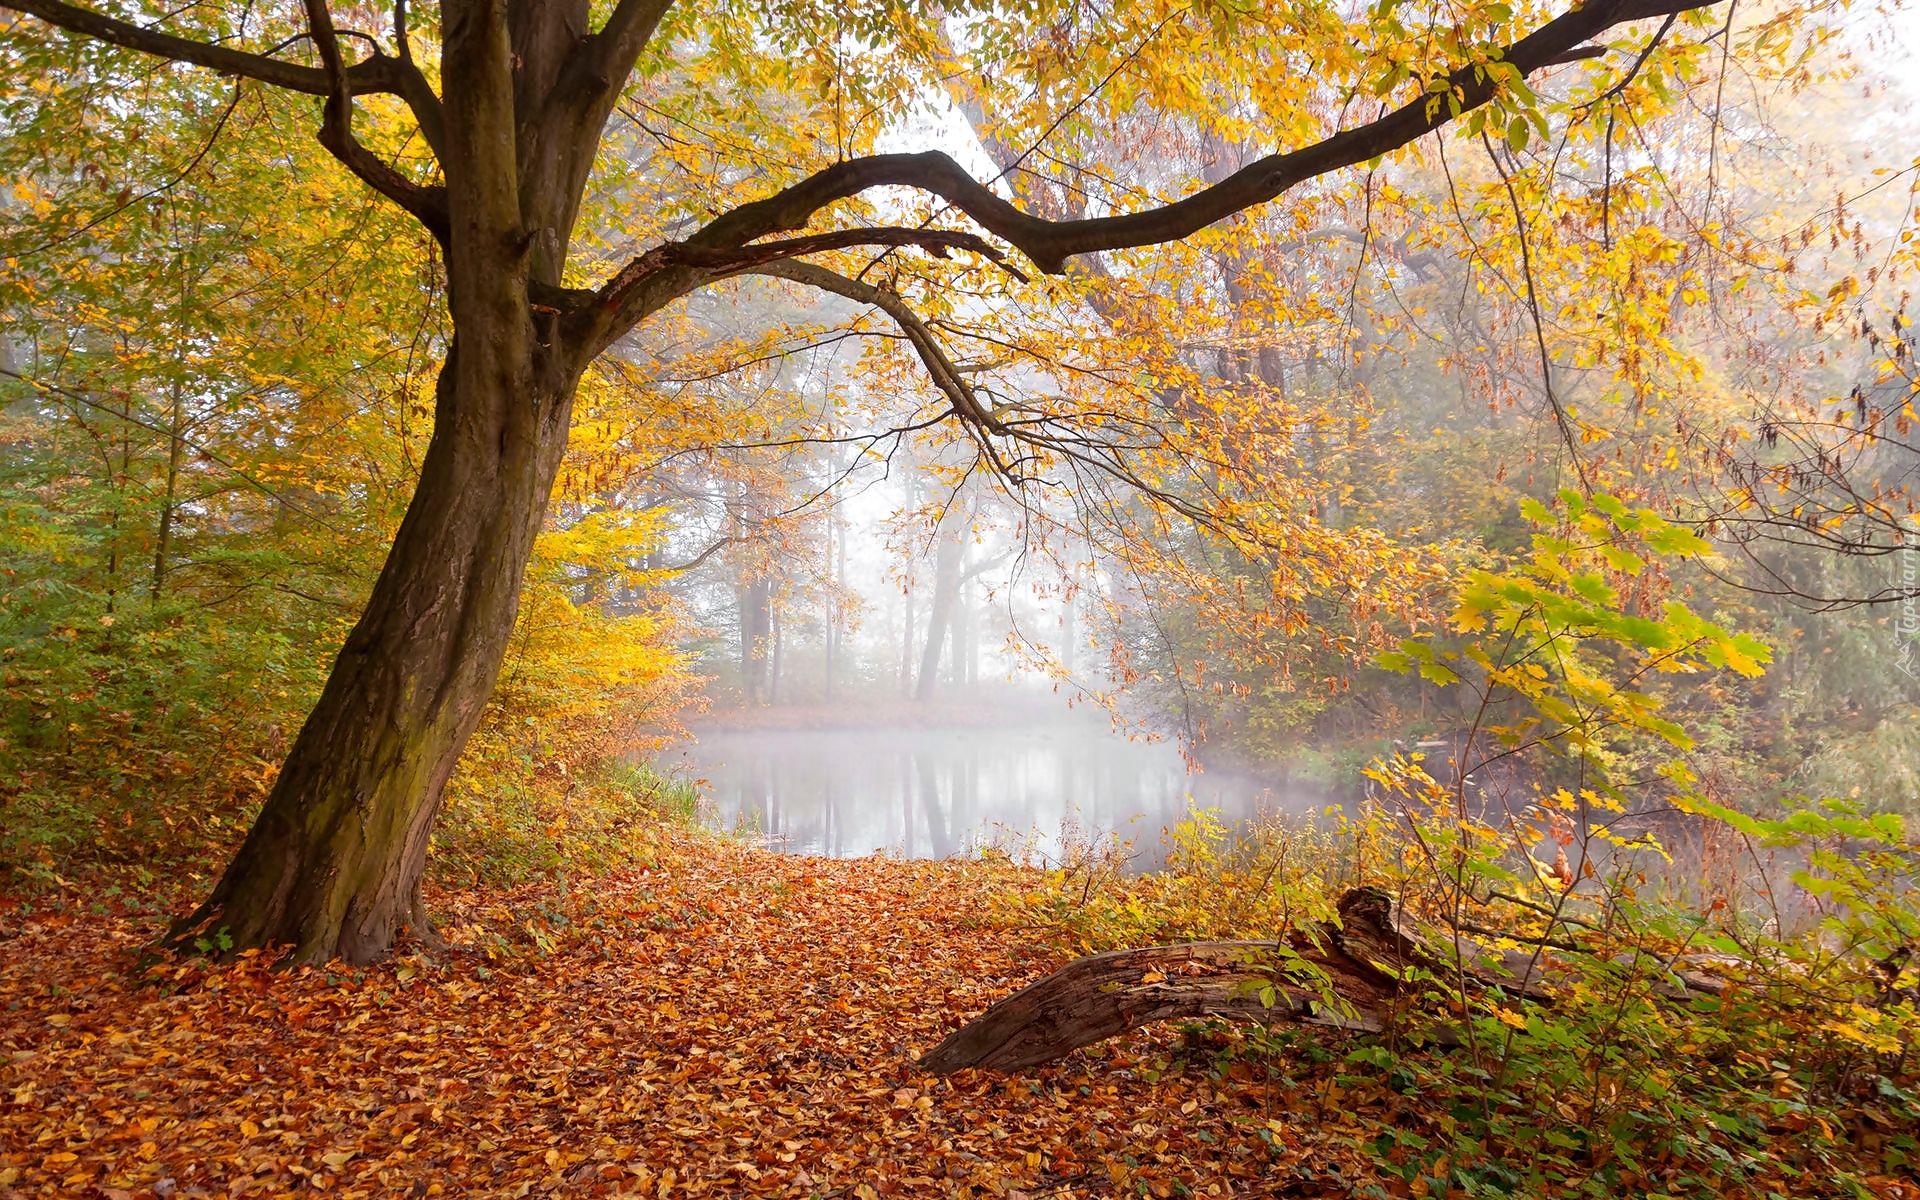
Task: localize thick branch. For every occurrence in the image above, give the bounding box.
[576,0,676,90]
[6,0,406,96]
[301,0,448,239]
[692,0,1718,273]
[7,0,448,169]
[577,227,1012,358]
[511,0,675,284]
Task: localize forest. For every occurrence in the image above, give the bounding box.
[1,0,1918,1195]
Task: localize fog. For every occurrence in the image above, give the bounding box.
[664,702,1325,862]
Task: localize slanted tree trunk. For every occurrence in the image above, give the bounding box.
[173,330,582,963]
[152,0,591,964]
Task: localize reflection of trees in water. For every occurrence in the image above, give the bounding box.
[915,755,957,861]
[687,725,1317,862]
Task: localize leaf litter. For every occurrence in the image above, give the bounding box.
[1,837,1354,1199]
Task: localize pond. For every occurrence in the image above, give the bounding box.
[663,717,1328,862]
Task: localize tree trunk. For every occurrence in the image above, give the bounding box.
[960,579,975,687]
[150,378,185,603]
[825,507,844,700]
[740,578,771,703]
[1062,599,1076,677]
[770,604,783,705]
[899,584,916,696]
[914,518,964,703]
[169,337,577,965]
[919,888,1411,1073]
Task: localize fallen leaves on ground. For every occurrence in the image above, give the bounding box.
[1,838,1368,1198]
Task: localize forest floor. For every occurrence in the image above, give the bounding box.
[0,835,1368,1199]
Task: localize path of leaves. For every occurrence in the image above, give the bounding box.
[2,840,1352,1198]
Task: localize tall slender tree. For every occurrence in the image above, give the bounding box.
[5,0,1721,963]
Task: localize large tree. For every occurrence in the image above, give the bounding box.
[3,0,1720,963]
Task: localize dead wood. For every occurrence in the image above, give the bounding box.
[918,887,1728,1074]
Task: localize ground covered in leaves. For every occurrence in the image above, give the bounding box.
[3,838,1378,1199]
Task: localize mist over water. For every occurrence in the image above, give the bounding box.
[665,713,1325,862]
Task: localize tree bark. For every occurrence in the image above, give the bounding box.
[920,888,1416,1073]
[919,887,1730,1074]
[169,338,578,965]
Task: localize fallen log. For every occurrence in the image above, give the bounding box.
[918,887,1727,1074]
[919,888,1418,1073]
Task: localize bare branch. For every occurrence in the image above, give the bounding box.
[689,0,1720,273]
[741,261,1269,535]
[745,260,1002,432]
[655,536,734,574]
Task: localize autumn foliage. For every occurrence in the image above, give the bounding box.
[4,0,1920,1194]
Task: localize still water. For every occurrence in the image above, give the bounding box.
[666,721,1322,861]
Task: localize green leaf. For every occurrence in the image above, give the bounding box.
[1506,114,1530,153]
[1598,545,1646,574]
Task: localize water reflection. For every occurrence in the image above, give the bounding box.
[666,723,1319,861]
